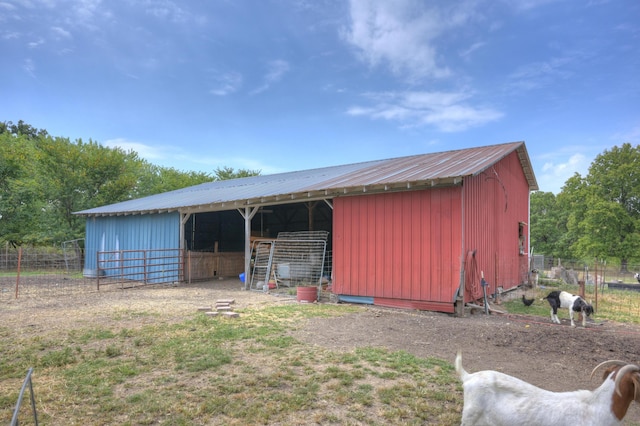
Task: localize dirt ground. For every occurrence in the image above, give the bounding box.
[4,278,640,424]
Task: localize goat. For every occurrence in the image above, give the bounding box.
[531,268,540,286]
[543,290,593,327]
[635,272,640,284]
[455,352,640,426]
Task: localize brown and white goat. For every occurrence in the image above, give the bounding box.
[455,352,640,426]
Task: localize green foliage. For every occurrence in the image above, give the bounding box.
[214,166,261,180]
[563,144,640,267]
[530,191,567,257]
[0,120,261,245]
[133,163,213,198]
[532,143,640,268]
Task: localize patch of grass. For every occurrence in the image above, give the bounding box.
[39,346,76,367]
[1,303,462,425]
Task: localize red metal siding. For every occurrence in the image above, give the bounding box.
[333,187,462,313]
[462,150,531,302]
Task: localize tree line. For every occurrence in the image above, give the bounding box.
[530,143,640,271]
[0,120,259,246]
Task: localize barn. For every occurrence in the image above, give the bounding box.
[75,141,538,314]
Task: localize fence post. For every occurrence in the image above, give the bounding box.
[96,250,100,291]
[14,247,22,299]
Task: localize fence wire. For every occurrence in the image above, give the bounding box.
[532,255,640,318]
[0,246,96,302]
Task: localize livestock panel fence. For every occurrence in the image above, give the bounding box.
[1,244,211,302]
[531,255,640,319]
[0,243,93,302]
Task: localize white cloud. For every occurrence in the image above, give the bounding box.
[0,2,16,9]
[347,90,503,132]
[209,71,243,96]
[103,138,280,175]
[143,0,190,24]
[536,151,592,193]
[459,41,486,60]
[51,26,72,39]
[103,138,167,161]
[342,0,480,81]
[506,55,577,93]
[250,60,290,95]
[27,37,44,48]
[505,0,562,12]
[23,58,36,77]
[1,31,19,40]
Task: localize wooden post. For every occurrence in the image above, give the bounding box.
[14,247,22,299]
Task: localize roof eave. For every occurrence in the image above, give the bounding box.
[78,177,465,217]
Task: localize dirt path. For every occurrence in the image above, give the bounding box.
[294,305,640,424]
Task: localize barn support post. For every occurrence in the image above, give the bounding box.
[456,258,465,317]
[238,206,259,290]
[180,213,191,282]
[306,201,317,231]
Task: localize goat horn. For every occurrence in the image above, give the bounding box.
[614,364,640,397]
[590,360,627,380]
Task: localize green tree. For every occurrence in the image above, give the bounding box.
[530,191,565,257]
[563,143,640,270]
[36,137,144,240]
[0,120,262,245]
[555,173,590,260]
[134,163,213,198]
[214,166,261,180]
[0,132,47,244]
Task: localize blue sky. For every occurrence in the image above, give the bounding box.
[1,0,638,194]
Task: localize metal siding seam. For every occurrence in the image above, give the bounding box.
[374,196,385,297]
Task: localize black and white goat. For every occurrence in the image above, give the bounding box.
[455,352,640,426]
[543,290,594,327]
[634,272,640,284]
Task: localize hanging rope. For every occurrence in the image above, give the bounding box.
[465,250,483,301]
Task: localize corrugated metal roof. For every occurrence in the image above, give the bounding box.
[75,141,538,217]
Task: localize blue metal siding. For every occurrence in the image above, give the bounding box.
[84,212,180,281]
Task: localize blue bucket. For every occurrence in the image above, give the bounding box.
[239,272,245,283]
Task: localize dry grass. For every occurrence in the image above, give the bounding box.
[1,281,462,425]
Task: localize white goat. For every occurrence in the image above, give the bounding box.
[455,352,640,426]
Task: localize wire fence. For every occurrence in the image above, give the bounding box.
[0,244,185,302]
[533,255,640,286]
[0,244,95,302]
[531,255,640,319]
[3,246,639,319]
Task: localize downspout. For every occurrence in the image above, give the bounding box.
[528,190,532,275]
